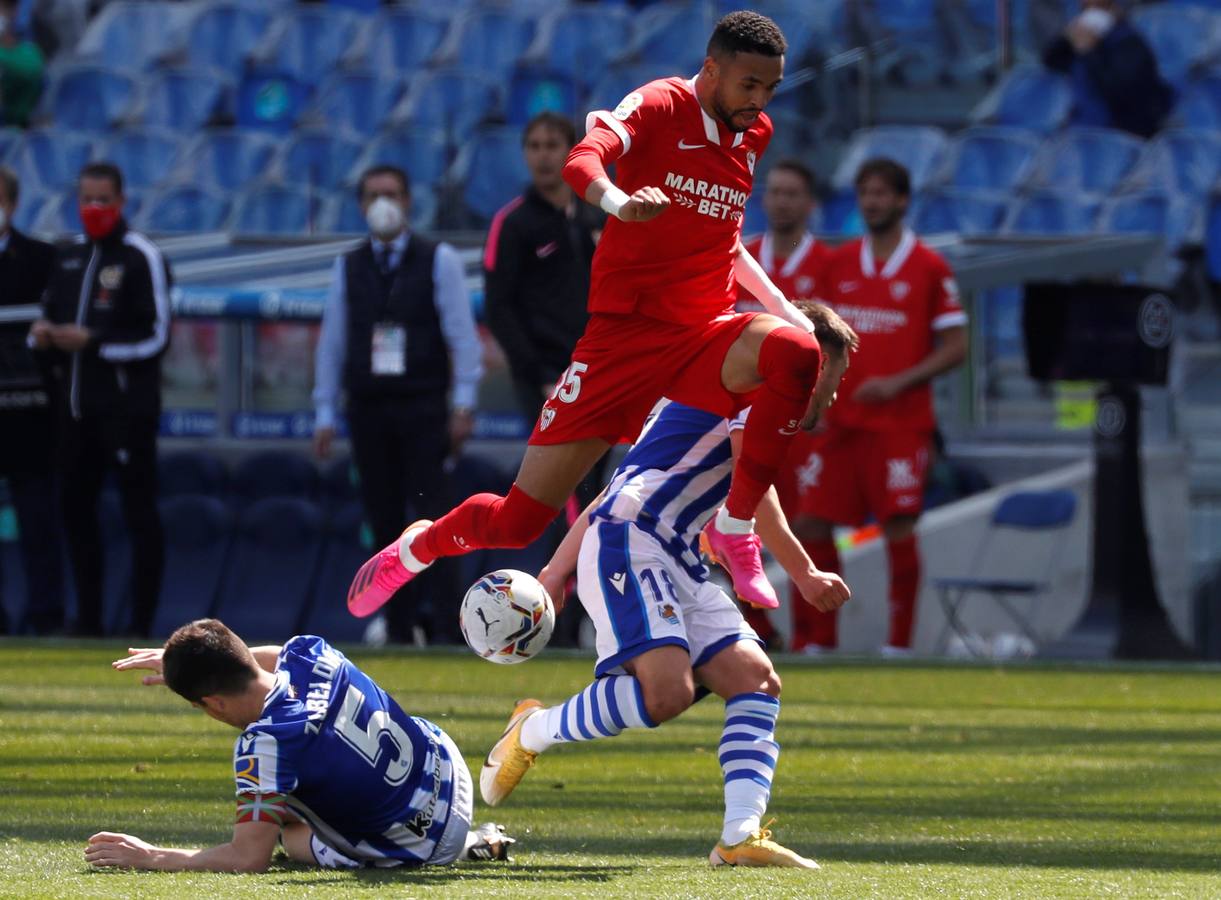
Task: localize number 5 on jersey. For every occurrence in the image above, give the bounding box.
[551,361,589,404]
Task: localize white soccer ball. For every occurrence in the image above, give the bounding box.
[459,569,555,664]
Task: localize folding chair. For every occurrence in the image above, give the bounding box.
[933,489,1077,655]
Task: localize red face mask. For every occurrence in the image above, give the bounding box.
[80,203,121,240]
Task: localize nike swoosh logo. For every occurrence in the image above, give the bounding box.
[677,140,705,150]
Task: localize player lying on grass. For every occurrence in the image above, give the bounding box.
[480,303,857,869]
[86,619,514,873]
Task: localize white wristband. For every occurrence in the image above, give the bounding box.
[599,185,630,220]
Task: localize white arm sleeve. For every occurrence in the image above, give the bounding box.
[734,245,814,334]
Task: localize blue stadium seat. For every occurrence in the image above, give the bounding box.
[321,456,358,510]
[149,495,232,638]
[142,67,231,133]
[3,129,94,192]
[1029,128,1145,195]
[73,0,189,71]
[975,66,1072,133]
[353,130,450,189]
[453,127,530,224]
[11,193,47,233]
[392,68,501,139]
[232,451,319,505]
[449,9,537,82]
[630,0,717,74]
[253,7,365,88]
[0,127,20,160]
[1175,74,1221,129]
[363,8,453,76]
[43,65,139,131]
[587,62,675,114]
[506,66,580,125]
[913,190,1008,236]
[159,451,229,499]
[141,185,231,233]
[535,5,634,90]
[831,126,949,192]
[1127,129,1221,196]
[177,130,277,191]
[232,184,318,236]
[276,130,364,189]
[1130,4,1219,88]
[211,497,324,639]
[235,69,310,134]
[942,127,1041,192]
[298,501,370,643]
[1098,191,1202,249]
[1204,197,1221,278]
[1002,192,1101,234]
[180,1,274,72]
[307,71,408,137]
[96,129,185,190]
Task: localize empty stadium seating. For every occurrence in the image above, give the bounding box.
[97,129,184,189]
[941,127,1042,192]
[1029,128,1146,195]
[150,495,232,637]
[913,190,1010,236]
[452,126,531,224]
[232,183,318,235]
[140,185,231,233]
[232,451,320,504]
[1003,192,1101,235]
[298,501,371,642]
[141,67,232,134]
[975,66,1073,134]
[41,64,139,131]
[306,71,408,137]
[177,130,277,191]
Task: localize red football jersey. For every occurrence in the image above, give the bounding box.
[737,231,833,312]
[822,229,966,432]
[583,76,772,325]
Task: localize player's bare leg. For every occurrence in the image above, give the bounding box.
[348,439,609,617]
[880,514,920,657]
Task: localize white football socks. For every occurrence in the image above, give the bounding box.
[719,692,781,846]
[520,675,655,754]
[396,526,429,573]
[715,505,755,535]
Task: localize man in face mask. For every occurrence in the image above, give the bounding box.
[312,164,483,646]
[31,161,171,637]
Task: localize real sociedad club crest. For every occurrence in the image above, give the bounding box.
[746,150,756,174]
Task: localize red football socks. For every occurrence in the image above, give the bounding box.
[725,327,821,520]
[412,484,560,564]
[792,538,842,650]
[886,534,921,648]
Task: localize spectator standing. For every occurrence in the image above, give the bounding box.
[1042,0,1173,138]
[31,162,171,636]
[0,165,64,634]
[313,164,482,645]
[483,112,606,645]
[791,159,967,655]
[0,0,44,128]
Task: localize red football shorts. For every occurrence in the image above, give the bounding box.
[529,311,760,446]
[788,427,933,525]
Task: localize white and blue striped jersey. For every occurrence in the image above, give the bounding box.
[233,636,456,866]
[593,399,746,578]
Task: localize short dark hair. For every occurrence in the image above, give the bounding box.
[854,157,911,197]
[769,158,816,196]
[357,164,411,201]
[0,166,17,206]
[523,112,576,148]
[162,619,259,704]
[796,301,860,355]
[79,161,124,195]
[707,11,787,59]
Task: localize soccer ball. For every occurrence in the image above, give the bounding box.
[459,569,555,664]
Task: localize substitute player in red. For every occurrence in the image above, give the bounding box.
[790,158,967,655]
[349,12,830,618]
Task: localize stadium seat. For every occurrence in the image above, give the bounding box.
[211,498,324,639]
[141,185,231,233]
[298,501,371,643]
[1028,128,1145,195]
[42,65,139,131]
[866,0,948,84]
[306,71,408,137]
[321,456,358,510]
[1126,129,1221,196]
[1002,192,1101,235]
[179,1,274,72]
[3,129,94,192]
[96,129,184,190]
[141,67,232,134]
[232,451,319,505]
[73,1,189,71]
[275,130,365,190]
[1130,4,1220,88]
[452,127,531,224]
[630,0,717,74]
[232,184,318,236]
[252,7,365,88]
[506,66,580,125]
[0,127,20,160]
[831,126,949,192]
[1174,74,1221,130]
[532,5,635,91]
[941,127,1041,192]
[351,130,450,191]
[973,65,1072,133]
[235,69,311,134]
[149,495,233,638]
[176,130,278,192]
[912,190,1008,236]
[391,68,501,139]
[10,193,47,233]
[1099,191,1203,250]
[362,8,453,76]
[446,9,537,82]
[159,451,229,499]
[1204,197,1221,278]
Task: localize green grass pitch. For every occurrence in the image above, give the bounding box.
[1,641,1219,898]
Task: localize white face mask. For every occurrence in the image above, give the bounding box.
[1078,8,1116,35]
[366,197,405,239]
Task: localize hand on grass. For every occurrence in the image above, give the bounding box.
[85,832,157,869]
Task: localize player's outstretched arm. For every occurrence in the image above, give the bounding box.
[538,493,604,608]
[112,648,165,686]
[248,646,283,673]
[734,243,815,334]
[85,821,281,873]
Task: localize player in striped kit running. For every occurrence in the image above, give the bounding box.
[480,304,857,868]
